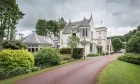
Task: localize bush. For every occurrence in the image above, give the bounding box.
[87,53,100,57]
[118,53,140,65]
[0,67,40,80]
[34,48,61,68]
[59,48,71,54]
[2,40,27,50]
[0,49,34,70]
[110,51,114,54]
[72,48,83,59]
[60,54,74,63]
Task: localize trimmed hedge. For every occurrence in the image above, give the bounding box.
[87,53,100,57]
[118,53,140,65]
[0,49,34,70]
[72,48,83,59]
[34,48,61,68]
[59,48,71,54]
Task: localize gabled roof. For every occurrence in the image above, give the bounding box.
[62,17,91,34]
[21,32,53,45]
[80,18,90,27]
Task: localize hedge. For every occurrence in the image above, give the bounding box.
[0,67,40,80]
[72,48,83,59]
[59,48,71,54]
[118,53,140,65]
[87,53,100,57]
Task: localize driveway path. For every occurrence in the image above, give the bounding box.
[16,54,120,84]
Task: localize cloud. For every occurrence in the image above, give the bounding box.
[16,0,140,36]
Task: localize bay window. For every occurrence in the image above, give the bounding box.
[82,28,88,37]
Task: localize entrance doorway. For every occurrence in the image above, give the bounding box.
[97,46,102,54]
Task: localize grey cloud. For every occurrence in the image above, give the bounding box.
[16,0,140,36]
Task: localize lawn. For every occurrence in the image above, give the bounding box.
[96,60,140,84]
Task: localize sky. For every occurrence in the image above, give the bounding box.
[16,0,140,37]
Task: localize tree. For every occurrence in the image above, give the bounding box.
[35,17,66,37]
[57,17,66,31]
[126,31,140,53]
[137,25,140,31]
[67,36,80,57]
[35,19,47,36]
[67,36,80,49]
[0,0,24,46]
[46,20,59,36]
[112,38,124,52]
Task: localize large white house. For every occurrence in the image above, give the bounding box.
[59,15,113,55]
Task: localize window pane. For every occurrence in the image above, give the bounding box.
[82,29,85,36]
[86,29,88,36]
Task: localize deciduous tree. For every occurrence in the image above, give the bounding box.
[112,38,124,52]
[126,31,140,53]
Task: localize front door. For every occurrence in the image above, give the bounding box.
[97,46,102,54]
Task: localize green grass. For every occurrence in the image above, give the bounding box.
[97,60,140,84]
[0,59,84,84]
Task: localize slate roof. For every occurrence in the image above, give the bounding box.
[21,32,53,45]
[80,18,90,27]
[62,18,90,34]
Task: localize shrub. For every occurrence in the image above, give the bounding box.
[2,40,27,50]
[110,51,114,54]
[0,68,8,80]
[87,53,100,57]
[0,49,34,70]
[59,48,71,54]
[34,48,61,68]
[8,67,40,76]
[72,48,83,59]
[60,54,74,62]
[118,53,140,65]
[0,67,40,80]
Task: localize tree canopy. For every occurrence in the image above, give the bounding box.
[35,17,66,36]
[112,38,124,52]
[126,31,140,53]
[67,36,80,49]
[0,0,24,46]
